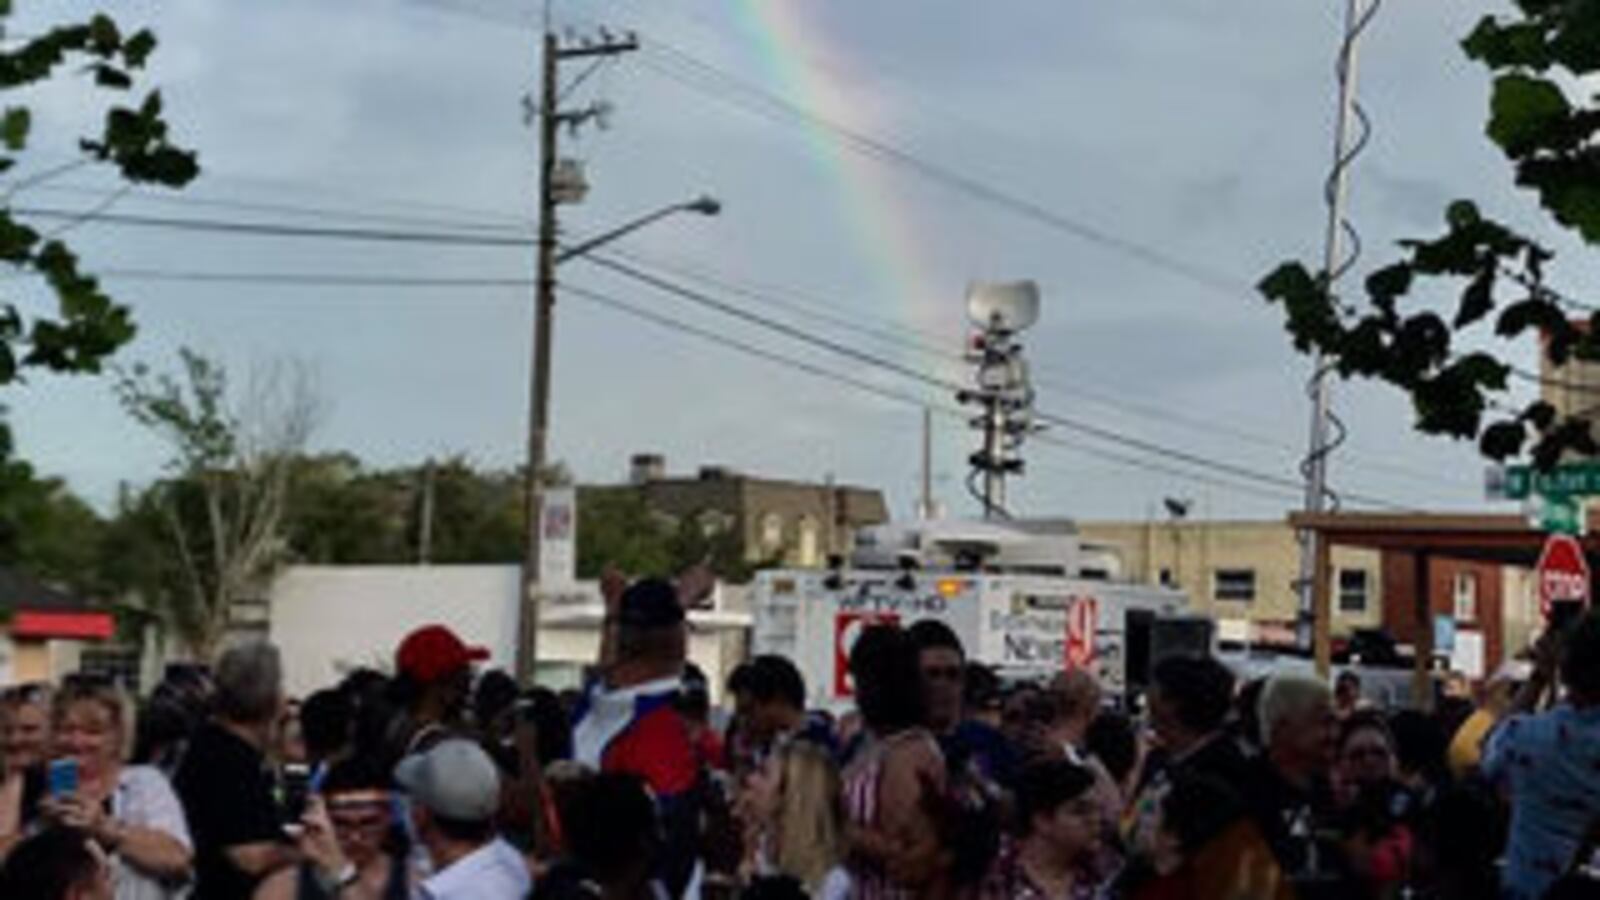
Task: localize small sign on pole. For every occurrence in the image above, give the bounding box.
[1536,533,1591,621]
[538,487,578,590]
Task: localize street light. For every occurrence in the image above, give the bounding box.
[517,194,721,681]
[556,196,721,264]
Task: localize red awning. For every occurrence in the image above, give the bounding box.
[9,610,114,640]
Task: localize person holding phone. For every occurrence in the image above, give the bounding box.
[32,678,193,899]
[253,756,416,900]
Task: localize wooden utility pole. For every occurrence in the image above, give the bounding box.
[419,459,435,565]
[518,29,638,683]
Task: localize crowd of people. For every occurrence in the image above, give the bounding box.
[0,568,1598,899]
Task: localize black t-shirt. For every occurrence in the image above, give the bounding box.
[173,721,288,899]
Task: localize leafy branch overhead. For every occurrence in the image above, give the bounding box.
[0,9,198,387]
[0,6,196,572]
[1260,0,1600,469]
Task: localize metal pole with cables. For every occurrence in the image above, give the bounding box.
[1301,0,1378,675]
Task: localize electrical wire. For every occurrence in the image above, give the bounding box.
[10,189,1568,473]
[81,259,1424,508]
[409,0,1600,412]
[25,182,535,234]
[557,283,1321,507]
[10,206,536,247]
[409,0,1247,297]
[598,243,1479,490]
[577,252,1411,509]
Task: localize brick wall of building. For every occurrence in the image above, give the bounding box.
[1380,553,1506,671]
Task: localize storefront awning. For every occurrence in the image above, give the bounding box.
[9,609,115,640]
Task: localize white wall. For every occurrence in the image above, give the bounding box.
[268,565,750,700]
[270,565,521,697]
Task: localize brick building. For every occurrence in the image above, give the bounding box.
[581,454,890,570]
[1081,515,1544,681]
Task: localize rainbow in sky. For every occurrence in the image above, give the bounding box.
[726,3,963,378]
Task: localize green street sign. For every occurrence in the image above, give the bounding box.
[1504,462,1600,500]
[1542,497,1585,535]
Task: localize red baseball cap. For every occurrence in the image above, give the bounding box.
[395,625,489,684]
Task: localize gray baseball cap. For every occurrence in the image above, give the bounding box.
[394,738,501,822]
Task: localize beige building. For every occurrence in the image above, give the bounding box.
[1078,519,1384,642]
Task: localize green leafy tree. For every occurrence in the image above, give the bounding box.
[0,440,104,591]
[576,489,676,580]
[114,349,319,659]
[284,456,568,565]
[285,453,415,563]
[1260,2,1600,467]
[576,490,769,582]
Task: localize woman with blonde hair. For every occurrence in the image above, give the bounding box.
[743,739,851,898]
[3,678,194,898]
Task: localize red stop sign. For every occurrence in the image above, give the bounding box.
[1537,534,1591,620]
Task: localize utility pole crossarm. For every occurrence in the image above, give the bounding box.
[554,36,640,61]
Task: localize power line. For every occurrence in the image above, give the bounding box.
[407,0,1600,426]
[413,0,1247,296]
[636,50,1247,296]
[577,252,1409,509]
[93,259,1308,504]
[598,244,1476,489]
[26,182,535,234]
[81,259,1415,507]
[98,268,530,288]
[561,282,1314,507]
[11,206,536,247]
[10,192,1542,477]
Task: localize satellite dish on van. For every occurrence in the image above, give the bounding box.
[966,281,1040,332]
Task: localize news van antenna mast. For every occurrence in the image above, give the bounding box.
[959,281,1041,520]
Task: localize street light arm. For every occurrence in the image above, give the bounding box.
[555,195,719,264]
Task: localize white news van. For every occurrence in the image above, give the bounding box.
[749,518,1212,709]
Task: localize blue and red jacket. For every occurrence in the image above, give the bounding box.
[571,676,702,897]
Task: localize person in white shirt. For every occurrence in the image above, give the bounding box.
[394,738,530,900]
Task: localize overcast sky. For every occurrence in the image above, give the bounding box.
[4,0,1583,524]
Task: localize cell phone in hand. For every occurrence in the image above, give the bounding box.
[47,758,78,798]
[1550,600,1584,636]
[280,763,310,827]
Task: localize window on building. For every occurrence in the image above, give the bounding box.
[1338,569,1369,613]
[1213,568,1256,603]
[697,509,733,537]
[1453,572,1478,623]
[796,517,820,567]
[760,513,784,552]
[1158,567,1174,587]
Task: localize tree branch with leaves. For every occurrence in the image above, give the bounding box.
[0,4,197,563]
[1261,1,1600,469]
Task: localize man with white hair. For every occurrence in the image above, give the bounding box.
[1239,673,1354,897]
[175,641,295,898]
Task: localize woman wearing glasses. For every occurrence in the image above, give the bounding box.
[254,755,415,900]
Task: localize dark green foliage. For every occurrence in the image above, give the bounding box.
[0,8,195,594]
[1261,0,1600,467]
